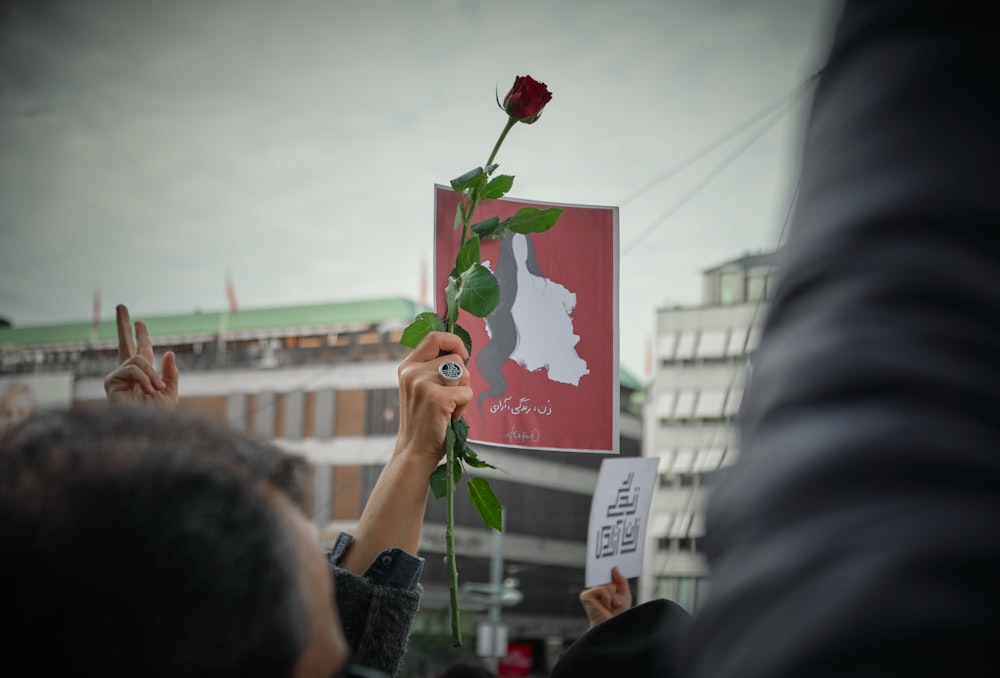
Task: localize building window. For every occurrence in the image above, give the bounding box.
[656,576,712,613]
[695,577,711,608]
[657,537,672,552]
[364,389,400,435]
[677,577,694,611]
[718,271,741,305]
[655,576,675,601]
[747,272,768,302]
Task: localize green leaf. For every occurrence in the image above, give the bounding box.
[445,421,456,455]
[456,264,499,318]
[463,444,504,472]
[444,276,460,327]
[429,464,449,500]
[467,478,503,532]
[504,207,564,235]
[429,424,461,498]
[455,234,480,274]
[450,167,485,193]
[471,216,503,240]
[482,174,514,200]
[453,203,465,232]
[400,313,445,348]
[463,452,499,471]
[452,417,469,450]
[453,324,473,356]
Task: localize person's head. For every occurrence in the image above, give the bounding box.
[1,381,37,435]
[0,406,347,677]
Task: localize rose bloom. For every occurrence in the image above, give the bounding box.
[502,75,553,124]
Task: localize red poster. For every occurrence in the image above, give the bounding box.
[435,185,619,453]
[497,642,534,677]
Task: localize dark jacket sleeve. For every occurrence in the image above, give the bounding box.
[328,534,425,677]
[332,566,421,677]
[683,2,1000,677]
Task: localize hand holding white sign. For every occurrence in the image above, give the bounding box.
[579,565,633,629]
[585,457,659,587]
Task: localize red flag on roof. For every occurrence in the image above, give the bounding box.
[91,288,101,334]
[419,256,429,310]
[226,273,238,314]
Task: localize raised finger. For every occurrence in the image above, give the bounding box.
[116,304,136,362]
[160,351,180,397]
[135,321,155,364]
[611,566,629,593]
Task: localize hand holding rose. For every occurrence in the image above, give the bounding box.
[401,73,558,646]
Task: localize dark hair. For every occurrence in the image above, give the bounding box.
[0,406,310,677]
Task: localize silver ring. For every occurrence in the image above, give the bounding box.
[438,361,463,383]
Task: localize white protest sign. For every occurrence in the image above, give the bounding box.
[585,457,659,587]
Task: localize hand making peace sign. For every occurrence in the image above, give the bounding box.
[103,304,179,409]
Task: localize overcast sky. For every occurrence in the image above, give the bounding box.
[0,0,834,376]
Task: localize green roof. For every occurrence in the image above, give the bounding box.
[1,297,644,390]
[619,364,645,391]
[0,297,420,349]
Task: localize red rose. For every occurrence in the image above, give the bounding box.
[501,75,553,124]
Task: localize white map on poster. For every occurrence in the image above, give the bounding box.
[585,457,659,587]
[503,233,589,386]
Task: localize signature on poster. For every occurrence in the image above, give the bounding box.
[503,427,541,443]
[489,396,554,415]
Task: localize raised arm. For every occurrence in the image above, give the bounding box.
[329,332,472,675]
[338,330,472,573]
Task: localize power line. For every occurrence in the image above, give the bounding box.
[617,74,819,208]
[700,165,802,474]
[621,91,806,257]
[646,67,814,498]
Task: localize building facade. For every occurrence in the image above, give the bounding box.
[0,296,643,675]
[639,252,775,610]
